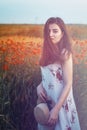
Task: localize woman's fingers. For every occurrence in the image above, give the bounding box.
[47,118,56,126]
[37,84,48,102]
[47,112,57,126]
[40,92,47,102]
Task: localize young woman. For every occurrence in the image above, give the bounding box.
[37,17,81,130]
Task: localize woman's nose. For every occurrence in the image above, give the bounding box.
[49,31,53,37]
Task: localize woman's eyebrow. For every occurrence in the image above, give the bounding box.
[53,28,58,31]
[53,29,58,30]
[49,28,58,31]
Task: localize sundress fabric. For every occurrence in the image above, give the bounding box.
[38,63,81,130]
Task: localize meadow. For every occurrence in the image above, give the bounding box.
[0,24,87,130]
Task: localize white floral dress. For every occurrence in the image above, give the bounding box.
[38,63,81,130]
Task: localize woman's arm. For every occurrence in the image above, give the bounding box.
[37,82,47,102]
[47,54,73,125]
[54,54,73,111]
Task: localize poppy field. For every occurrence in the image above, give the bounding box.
[0,24,87,130]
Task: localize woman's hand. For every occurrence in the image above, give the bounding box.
[37,83,47,102]
[47,106,59,126]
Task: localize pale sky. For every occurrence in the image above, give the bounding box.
[0,0,87,24]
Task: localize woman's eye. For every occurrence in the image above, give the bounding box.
[53,29,59,33]
[53,30,58,33]
[48,29,58,34]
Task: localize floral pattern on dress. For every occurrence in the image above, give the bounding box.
[48,66,63,84]
[71,110,76,123]
[48,83,54,89]
[56,67,63,81]
[39,63,81,130]
[67,127,71,130]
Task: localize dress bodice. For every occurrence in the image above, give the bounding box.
[40,63,64,102]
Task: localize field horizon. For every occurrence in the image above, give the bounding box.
[0,24,87,40]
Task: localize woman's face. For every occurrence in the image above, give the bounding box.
[48,23,63,44]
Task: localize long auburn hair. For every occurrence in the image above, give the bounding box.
[39,17,72,66]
